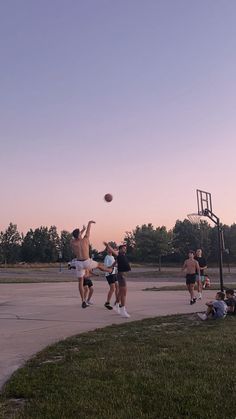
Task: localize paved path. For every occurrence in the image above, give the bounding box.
[0,281,216,390]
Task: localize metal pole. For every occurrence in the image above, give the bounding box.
[217,222,224,292]
[158,255,161,272]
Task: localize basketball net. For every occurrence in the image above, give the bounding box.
[187,213,202,230]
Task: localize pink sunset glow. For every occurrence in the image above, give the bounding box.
[1,2,236,250]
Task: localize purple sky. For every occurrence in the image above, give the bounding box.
[1,1,236,249]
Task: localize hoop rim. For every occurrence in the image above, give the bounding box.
[187,213,203,225]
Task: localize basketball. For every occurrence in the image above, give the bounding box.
[104,193,113,202]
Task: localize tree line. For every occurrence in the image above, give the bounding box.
[0,220,236,265]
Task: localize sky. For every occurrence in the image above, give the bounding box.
[1,0,236,249]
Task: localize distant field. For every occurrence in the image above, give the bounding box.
[0,265,235,284]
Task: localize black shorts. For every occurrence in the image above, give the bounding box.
[83,278,93,288]
[186,274,196,285]
[106,274,117,285]
[117,272,127,287]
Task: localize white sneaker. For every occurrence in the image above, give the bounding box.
[113,303,120,314]
[86,300,93,305]
[197,313,207,321]
[120,306,130,318]
[197,293,202,300]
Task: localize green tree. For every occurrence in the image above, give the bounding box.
[126,224,171,263]
[0,223,22,264]
[60,230,73,262]
[173,219,200,260]
[21,226,60,263]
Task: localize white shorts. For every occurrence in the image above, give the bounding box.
[75,259,98,278]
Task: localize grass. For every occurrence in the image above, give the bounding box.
[1,314,236,419]
[144,284,236,292]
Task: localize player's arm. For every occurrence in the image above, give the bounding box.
[80,225,86,237]
[103,242,119,257]
[85,221,96,238]
[182,260,187,271]
[195,261,200,276]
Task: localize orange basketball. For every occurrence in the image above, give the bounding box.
[104,193,113,202]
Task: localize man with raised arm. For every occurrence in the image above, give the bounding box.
[71,221,111,308]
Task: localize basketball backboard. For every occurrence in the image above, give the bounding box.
[196,189,212,216]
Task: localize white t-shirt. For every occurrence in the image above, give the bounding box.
[104,255,117,276]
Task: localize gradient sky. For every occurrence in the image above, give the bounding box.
[1,1,236,249]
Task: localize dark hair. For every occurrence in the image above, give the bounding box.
[189,250,194,254]
[72,229,80,239]
[119,244,126,250]
[225,288,234,296]
[216,291,225,300]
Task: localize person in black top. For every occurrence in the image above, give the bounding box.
[194,249,207,300]
[225,289,236,315]
[104,242,131,318]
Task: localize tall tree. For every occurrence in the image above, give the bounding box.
[0,223,22,264]
[125,224,171,263]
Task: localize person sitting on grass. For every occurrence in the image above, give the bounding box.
[225,289,236,315]
[197,291,228,321]
[203,274,211,289]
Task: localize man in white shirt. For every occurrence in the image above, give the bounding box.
[104,247,119,311]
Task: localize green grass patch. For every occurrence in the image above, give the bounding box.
[143,284,236,292]
[1,315,236,419]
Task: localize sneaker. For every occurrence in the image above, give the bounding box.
[197,313,207,321]
[82,301,88,309]
[120,306,130,318]
[197,293,202,300]
[86,300,93,305]
[104,302,113,310]
[113,303,121,314]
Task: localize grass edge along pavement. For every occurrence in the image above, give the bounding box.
[143,284,236,292]
[0,314,236,419]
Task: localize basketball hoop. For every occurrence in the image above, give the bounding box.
[187,213,202,229]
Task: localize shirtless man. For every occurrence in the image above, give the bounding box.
[182,250,200,305]
[70,221,111,308]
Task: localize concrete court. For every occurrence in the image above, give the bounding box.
[0,281,215,390]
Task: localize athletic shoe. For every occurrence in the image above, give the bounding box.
[104,302,113,310]
[82,301,88,309]
[197,293,202,300]
[120,306,130,318]
[113,303,121,314]
[86,300,93,305]
[197,313,207,321]
[190,298,196,305]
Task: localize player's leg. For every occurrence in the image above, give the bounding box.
[83,284,89,302]
[78,275,88,308]
[117,273,130,318]
[197,277,203,299]
[107,282,115,302]
[104,276,114,310]
[84,259,112,274]
[87,285,94,304]
[97,262,112,273]
[114,280,119,303]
